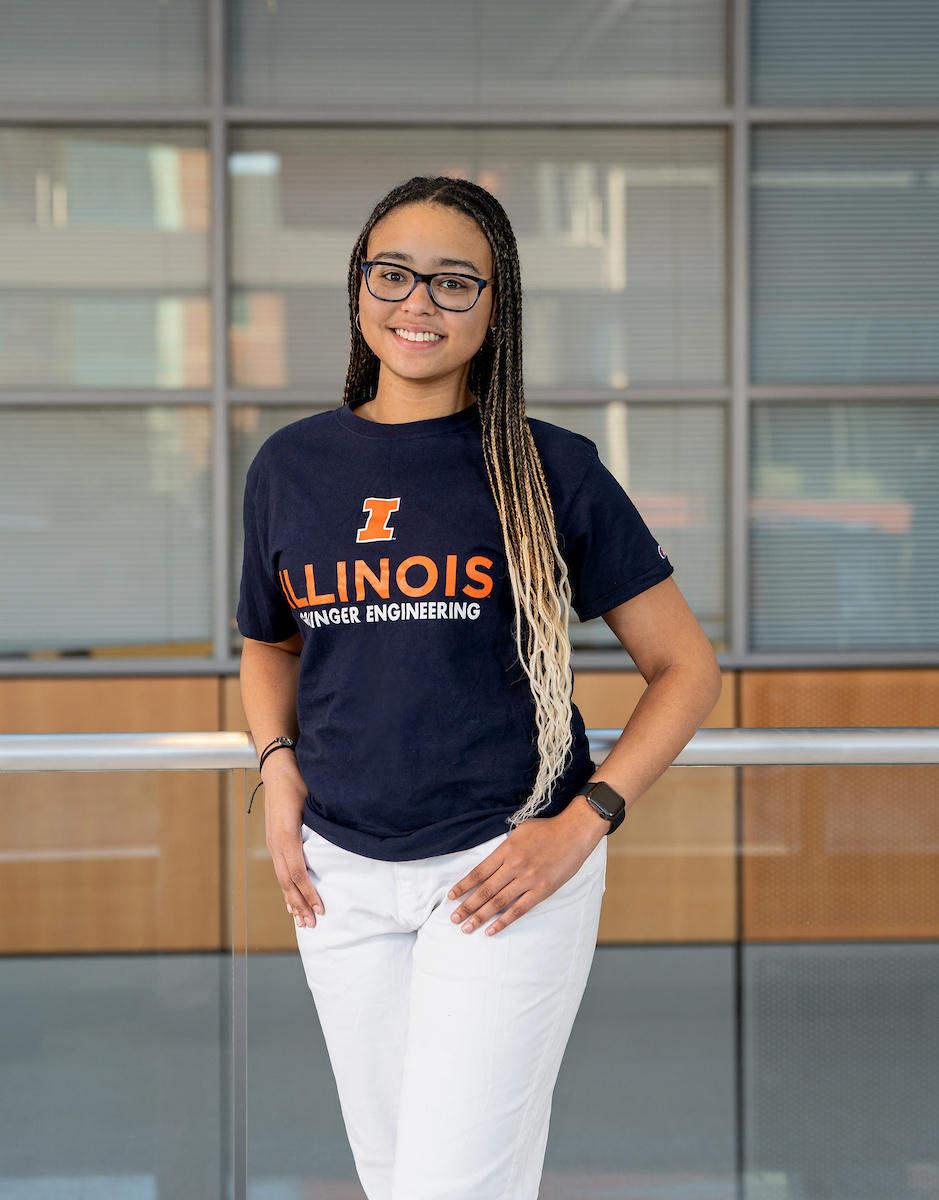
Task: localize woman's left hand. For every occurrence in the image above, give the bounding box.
[447,797,609,936]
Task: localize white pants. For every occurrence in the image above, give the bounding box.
[296,823,607,1200]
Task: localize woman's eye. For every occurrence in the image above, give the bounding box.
[381,270,405,283]
[439,277,468,291]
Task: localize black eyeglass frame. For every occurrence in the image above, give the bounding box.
[361,260,497,312]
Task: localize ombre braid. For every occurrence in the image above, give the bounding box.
[344,176,573,823]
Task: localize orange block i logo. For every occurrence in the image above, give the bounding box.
[356,497,401,543]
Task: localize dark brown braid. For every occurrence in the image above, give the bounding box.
[343,176,574,821]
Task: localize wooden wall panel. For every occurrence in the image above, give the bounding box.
[573,669,737,731]
[597,767,736,943]
[577,671,738,943]
[0,676,220,734]
[741,670,939,942]
[740,668,939,729]
[221,676,297,952]
[0,677,222,954]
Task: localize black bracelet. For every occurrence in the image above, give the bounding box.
[248,737,297,813]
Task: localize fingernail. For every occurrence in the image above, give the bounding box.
[461,922,473,933]
[451,912,461,922]
[314,906,324,916]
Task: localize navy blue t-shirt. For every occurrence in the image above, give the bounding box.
[237,399,673,861]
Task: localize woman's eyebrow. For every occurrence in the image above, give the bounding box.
[370,250,482,273]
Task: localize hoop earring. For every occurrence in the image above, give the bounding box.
[355,313,361,332]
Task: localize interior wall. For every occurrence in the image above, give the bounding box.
[740,670,939,941]
[0,678,223,953]
[2,669,936,951]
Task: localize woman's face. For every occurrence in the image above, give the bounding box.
[359,201,495,388]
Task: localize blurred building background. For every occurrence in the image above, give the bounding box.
[0,3,937,1199]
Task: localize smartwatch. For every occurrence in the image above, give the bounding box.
[579,780,627,834]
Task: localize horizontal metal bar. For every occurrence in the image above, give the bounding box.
[2,107,936,129]
[0,657,235,678]
[749,384,939,404]
[5,650,939,678]
[749,106,939,124]
[224,107,735,127]
[0,109,213,124]
[2,728,938,774]
[572,649,939,671]
[0,732,258,773]
[227,387,732,408]
[588,727,939,765]
[0,390,213,408]
[4,384,935,411]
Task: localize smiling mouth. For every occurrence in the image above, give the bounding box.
[392,328,445,344]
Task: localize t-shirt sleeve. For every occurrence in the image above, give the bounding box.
[236,457,299,644]
[558,450,675,623]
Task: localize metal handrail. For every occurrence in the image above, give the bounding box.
[1,728,939,772]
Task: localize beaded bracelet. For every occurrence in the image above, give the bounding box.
[248,737,297,813]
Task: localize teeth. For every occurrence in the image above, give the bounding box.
[394,328,443,343]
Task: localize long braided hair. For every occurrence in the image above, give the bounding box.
[344,175,573,823]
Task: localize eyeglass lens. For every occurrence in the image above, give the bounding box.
[366,264,480,311]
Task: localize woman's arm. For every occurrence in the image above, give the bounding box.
[448,576,722,935]
[240,633,324,928]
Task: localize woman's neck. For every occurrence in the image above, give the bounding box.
[355,367,475,425]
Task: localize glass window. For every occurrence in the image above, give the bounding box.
[750,127,939,384]
[228,128,726,395]
[0,407,212,658]
[0,0,207,108]
[751,0,939,106]
[229,0,725,111]
[0,128,211,389]
[528,403,726,650]
[229,402,726,653]
[750,404,939,651]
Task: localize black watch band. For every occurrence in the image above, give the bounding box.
[579,780,627,834]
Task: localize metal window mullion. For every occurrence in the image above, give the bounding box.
[221,105,736,127]
[209,0,231,670]
[730,0,750,664]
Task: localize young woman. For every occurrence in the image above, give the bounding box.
[238,175,721,1200]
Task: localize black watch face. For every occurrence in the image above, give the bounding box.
[589,781,626,819]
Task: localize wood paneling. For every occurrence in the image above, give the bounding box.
[0,677,222,954]
[740,669,939,729]
[576,671,738,943]
[221,676,297,952]
[573,670,738,730]
[741,670,939,942]
[598,767,737,943]
[0,676,220,734]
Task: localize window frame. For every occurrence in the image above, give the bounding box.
[2,0,939,675]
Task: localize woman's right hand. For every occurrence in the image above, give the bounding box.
[263,761,324,929]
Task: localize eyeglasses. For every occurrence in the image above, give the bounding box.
[361,261,496,312]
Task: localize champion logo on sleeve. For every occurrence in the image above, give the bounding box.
[356,497,401,543]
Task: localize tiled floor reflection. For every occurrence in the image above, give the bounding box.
[0,954,226,1199]
[744,942,939,1200]
[2,944,937,1199]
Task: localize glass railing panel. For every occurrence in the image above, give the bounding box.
[744,941,939,1200]
[241,768,362,1199]
[0,766,232,1199]
[240,755,939,1199]
[742,763,939,1200]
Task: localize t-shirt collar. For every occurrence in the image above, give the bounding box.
[336,397,480,440]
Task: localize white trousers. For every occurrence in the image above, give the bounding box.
[296,824,607,1200]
